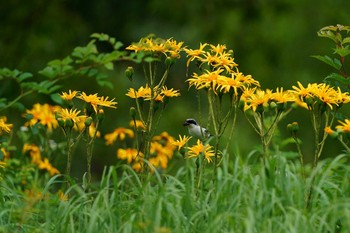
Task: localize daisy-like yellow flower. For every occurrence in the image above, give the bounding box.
[126,85,152,99]
[0,116,13,135]
[187,139,215,163]
[104,127,134,145]
[25,104,60,131]
[172,135,192,151]
[78,92,117,113]
[336,119,350,133]
[161,86,180,98]
[129,120,145,130]
[97,96,118,109]
[56,108,83,124]
[183,43,208,67]
[271,88,296,104]
[216,73,243,94]
[242,88,273,112]
[187,69,224,92]
[59,90,78,101]
[117,148,141,164]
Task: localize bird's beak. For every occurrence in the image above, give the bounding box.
[183,121,189,126]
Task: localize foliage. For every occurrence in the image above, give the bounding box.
[1,25,350,232]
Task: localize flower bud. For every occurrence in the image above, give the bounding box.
[125,66,134,81]
[57,118,65,128]
[97,109,105,121]
[65,119,74,128]
[287,122,299,134]
[165,57,176,67]
[129,107,136,119]
[84,117,93,126]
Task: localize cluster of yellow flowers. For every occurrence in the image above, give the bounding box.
[172,135,215,163]
[126,85,180,102]
[23,144,60,176]
[126,36,184,59]
[291,82,350,110]
[184,43,260,96]
[105,121,177,171]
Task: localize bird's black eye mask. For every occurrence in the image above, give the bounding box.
[183,119,198,126]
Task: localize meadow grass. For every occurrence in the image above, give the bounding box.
[1,151,350,233]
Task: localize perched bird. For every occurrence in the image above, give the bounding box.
[183,118,211,139]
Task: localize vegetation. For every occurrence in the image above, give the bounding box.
[1,24,350,232]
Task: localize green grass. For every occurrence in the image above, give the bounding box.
[1,152,350,233]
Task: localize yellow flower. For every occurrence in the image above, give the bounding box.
[324,126,334,135]
[242,88,273,112]
[38,158,60,176]
[23,144,59,176]
[172,135,192,151]
[129,120,145,130]
[25,104,60,131]
[23,143,42,165]
[104,128,134,145]
[97,96,118,109]
[161,86,180,98]
[336,119,350,133]
[187,69,224,92]
[117,148,141,164]
[126,85,152,99]
[0,161,6,169]
[1,147,10,160]
[57,190,68,201]
[59,90,78,101]
[56,108,83,124]
[126,36,183,58]
[0,116,13,135]
[271,88,296,104]
[183,43,208,67]
[187,139,215,163]
[78,92,117,113]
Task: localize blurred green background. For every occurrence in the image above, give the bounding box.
[1,0,350,176]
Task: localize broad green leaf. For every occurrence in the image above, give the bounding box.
[312,55,342,70]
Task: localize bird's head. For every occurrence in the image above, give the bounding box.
[183,118,198,127]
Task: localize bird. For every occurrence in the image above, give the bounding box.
[183,118,211,139]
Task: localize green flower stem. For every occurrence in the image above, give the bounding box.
[339,135,350,151]
[85,118,100,192]
[291,134,305,183]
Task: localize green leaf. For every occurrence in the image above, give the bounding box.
[114,41,123,50]
[39,66,57,79]
[342,37,350,45]
[334,46,350,57]
[18,72,33,82]
[104,62,114,70]
[324,73,349,85]
[50,93,64,105]
[312,55,342,70]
